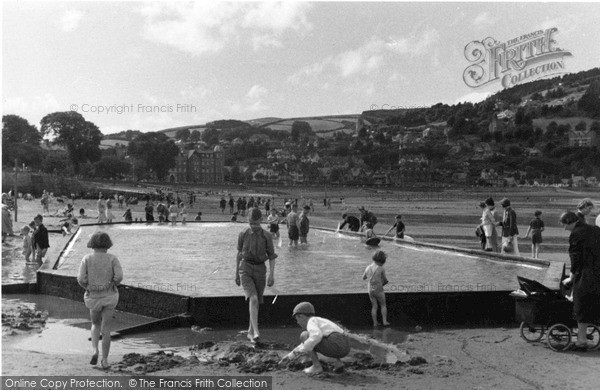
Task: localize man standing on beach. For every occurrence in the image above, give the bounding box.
[235,208,277,343]
[499,198,519,256]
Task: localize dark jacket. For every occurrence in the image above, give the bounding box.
[340,216,360,232]
[32,224,50,249]
[500,207,518,237]
[569,221,600,322]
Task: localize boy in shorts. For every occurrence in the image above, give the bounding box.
[266,208,280,238]
[235,208,277,343]
[280,302,350,375]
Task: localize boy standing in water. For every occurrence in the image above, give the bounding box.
[32,214,49,263]
[286,204,300,246]
[363,250,390,327]
[525,210,545,259]
[298,205,311,244]
[267,208,280,238]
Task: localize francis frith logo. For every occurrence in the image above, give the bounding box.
[463,27,572,89]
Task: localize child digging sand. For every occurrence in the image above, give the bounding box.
[280,302,350,375]
[363,250,390,326]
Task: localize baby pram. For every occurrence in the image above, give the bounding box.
[511,275,600,351]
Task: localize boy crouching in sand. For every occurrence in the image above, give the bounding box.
[363,250,390,326]
[280,302,350,375]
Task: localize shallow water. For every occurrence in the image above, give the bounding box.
[49,223,546,297]
[1,235,39,284]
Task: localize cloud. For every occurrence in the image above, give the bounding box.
[246,85,268,100]
[242,2,312,33]
[386,28,440,57]
[454,91,492,104]
[60,9,84,32]
[139,2,312,55]
[472,12,499,30]
[287,59,330,85]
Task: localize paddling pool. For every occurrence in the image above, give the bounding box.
[52,222,546,297]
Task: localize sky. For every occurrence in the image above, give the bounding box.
[2,1,600,135]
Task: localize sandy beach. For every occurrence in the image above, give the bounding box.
[2,185,600,389]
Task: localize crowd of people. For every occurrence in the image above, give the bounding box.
[477,196,600,259]
[4,187,600,370]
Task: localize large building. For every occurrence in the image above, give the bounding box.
[168,146,224,183]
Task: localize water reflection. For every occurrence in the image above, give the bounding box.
[2,235,39,284]
[41,223,547,297]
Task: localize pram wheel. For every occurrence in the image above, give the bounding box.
[519,322,544,342]
[547,324,572,352]
[586,325,600,350]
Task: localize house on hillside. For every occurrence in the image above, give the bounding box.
[497,110,515,120]
[568,129,600,147]
[472,143,494,160]
[252,167,278,182]
[301,152,321,164]
[398,132,419,149]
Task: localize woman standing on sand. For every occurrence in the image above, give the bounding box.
[77,232,123,369]
[560,211,600,351]
[481,197,499,252]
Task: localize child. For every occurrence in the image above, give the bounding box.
[298,205,310,244]
[230,212,237,222]
[362,250,390,327]
[179,202,187,224]
[286,204,300,246]
[195,211,203,221]
[157,202,166,224]
[59,214,75,236]
[77,231,123,370]
[32,214,49,263]
[79,208,87,219]
[364,222,376,240]
[106,198,114,223]
[20,225,33,262]
[168,202,179,226]
[385,214,405,239]
[279,302,350,375]
[525,210,545,259]
[123,208,133,223]
[267,208,280,238]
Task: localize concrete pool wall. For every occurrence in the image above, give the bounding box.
[15,221,562,328]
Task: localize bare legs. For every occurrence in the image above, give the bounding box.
[369,293,389,326]
[247,295,260,341]
[298,331,343,375]
[90,307,114,368]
